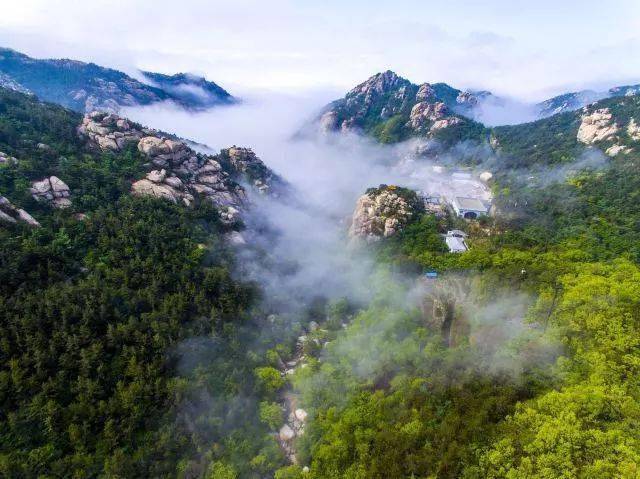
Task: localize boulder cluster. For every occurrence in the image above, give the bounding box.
[408,101,448,130]
[78,111,145,151]
[0,196,39,227]
[627,118,640,141]
[30,176,71,208]
[278,406,308,463]
[577,108,640,156]
[274,321,324,465]
[0,151,18,165]
[577,108,618,144]
[224,146,279,195]
[407,101,462,132]
[349,185,421,241]
[317,71,470,136]
[78,112,280,223]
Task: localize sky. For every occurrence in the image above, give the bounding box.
[1,0,639,100]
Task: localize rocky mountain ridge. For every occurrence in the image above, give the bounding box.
[537,83,640,118]
[141,71,234,109]
[0,47,236,113]
[315,70,640,141]
[78,111,282,223]
[316,70,485,141]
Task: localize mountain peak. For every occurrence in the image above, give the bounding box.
[0,46,236,113]
[348,70,411,98]
[140,70,234,108]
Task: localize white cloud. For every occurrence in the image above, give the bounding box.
[0,0,639,99]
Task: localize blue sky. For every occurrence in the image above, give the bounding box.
[1,0,639,100]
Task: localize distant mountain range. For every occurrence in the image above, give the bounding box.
[309,69,640,174]
[0,47,235,112]
[1,45,638,127]
[313,70,640,138]
[537,84,640,118]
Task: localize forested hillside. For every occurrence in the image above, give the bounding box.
[0,88,293,478]
[276,88,640,478]
[0,47,235,113]
[2,72,640,479]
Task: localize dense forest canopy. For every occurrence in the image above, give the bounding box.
[1,72,640,479]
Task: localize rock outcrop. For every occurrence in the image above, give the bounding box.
[577,108,619,144]
[221,147,282,195]
[349,185,423,241]
[0,151,18,165]
[415,83,436,101]
[0,72,31,95]
[627,118,640,141]
[78,111,145,151]
[456,91,478,107]
[0,196,39,227]
[313,71,475,139]
[605,144,630,157]
[30,176,71,208]
[430,116,462,131]
[79,112,282,223]
[408,101,448,130]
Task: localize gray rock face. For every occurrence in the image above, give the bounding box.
[0,151,18,165]
[408,101,449,130]
[0,72,30,95]
[78,112,282,223]
[318,110,339,133]
[223,147,282,195]
[78,111,145,151]
[627,118,640,141]
[416,83,436,101]
[349,186,421,241]
[30,176,71,208]
[577,108,618,144]
[0,196,39,227]
[312,71,473,139]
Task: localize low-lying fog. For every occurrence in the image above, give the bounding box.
[124,92,419,307]
[121,91,604,312]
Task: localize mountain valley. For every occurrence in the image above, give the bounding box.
[1,39,640,479]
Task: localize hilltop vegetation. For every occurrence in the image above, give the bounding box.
[280,81,640,479]
[3,65,640,479]
[316,71,489,145]
[0,88,290,478]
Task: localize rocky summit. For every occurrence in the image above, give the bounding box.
[78,111,281,223]
[141,71,235,109]
[314,70,486,142]
[349,184,424,241]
